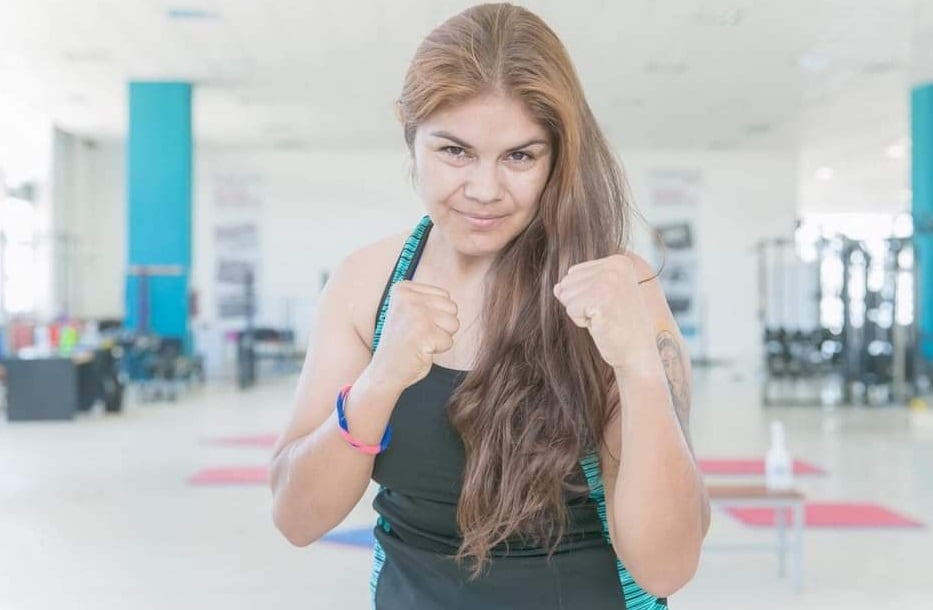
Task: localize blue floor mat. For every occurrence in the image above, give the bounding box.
[321,527,375,549]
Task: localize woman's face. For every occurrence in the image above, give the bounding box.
[412,92,553,258]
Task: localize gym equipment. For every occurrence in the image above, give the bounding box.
[236,269,257,389]
[120,333,203,402]
[759,231,925,407]
[234,269,300,389]
[122,265,203,401]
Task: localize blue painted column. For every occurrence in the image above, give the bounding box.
[126,82,192,344]
[913,83,933,362]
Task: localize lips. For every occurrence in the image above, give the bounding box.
[456,209,507,230]
[457,211,506,220]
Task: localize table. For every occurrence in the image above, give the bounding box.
[705,484,806,592]
[3,352,99,421]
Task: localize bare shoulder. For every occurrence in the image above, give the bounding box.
[330,229,410,349]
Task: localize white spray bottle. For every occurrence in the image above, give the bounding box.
[765,420,794,491]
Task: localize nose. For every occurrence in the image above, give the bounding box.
[463,159,503,204]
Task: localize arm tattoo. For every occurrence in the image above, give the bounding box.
[657,330,692,451]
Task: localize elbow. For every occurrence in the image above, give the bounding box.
[271,498,322,548]
[269,446,320,547]
[618,492,710,598]
[622,538,703,599]
[635,554,701,599]
[276,525,319,548]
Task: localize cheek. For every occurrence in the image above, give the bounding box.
[417,156,463,202]
[510,167,549,211]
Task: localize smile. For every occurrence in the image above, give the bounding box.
[456,210,507,230]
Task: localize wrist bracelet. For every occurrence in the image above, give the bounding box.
[335,384,392,455]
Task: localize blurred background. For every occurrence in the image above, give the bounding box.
[0,0,932,608]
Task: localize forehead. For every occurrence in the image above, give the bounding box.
[417,93,548,149]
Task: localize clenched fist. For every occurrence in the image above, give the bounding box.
[369,281,460,390]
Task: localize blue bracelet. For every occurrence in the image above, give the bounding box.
[336,385,392,454]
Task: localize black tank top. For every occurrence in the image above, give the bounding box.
[368,215,668,610]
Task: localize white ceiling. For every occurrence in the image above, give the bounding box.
[0,0,930,211]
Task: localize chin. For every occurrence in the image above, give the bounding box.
[449,231,507,258]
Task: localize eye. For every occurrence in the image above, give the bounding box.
[507,151,534,163]
[441,145,468,158]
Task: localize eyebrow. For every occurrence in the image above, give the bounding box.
[429,131,549,151]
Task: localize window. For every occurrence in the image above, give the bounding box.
[0,194,38,316]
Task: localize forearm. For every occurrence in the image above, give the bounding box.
[612,358,708,593]
[270,366,402,546]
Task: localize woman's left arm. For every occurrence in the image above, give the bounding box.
[554,253,711,598]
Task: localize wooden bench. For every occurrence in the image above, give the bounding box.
[705,484,805,592]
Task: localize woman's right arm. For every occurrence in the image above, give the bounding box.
[268,251,404,547]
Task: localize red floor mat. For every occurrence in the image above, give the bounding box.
[699,459,826,476]
[723,503,924,528]
[188,466,269,485]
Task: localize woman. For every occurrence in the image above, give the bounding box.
[270,3,710,608]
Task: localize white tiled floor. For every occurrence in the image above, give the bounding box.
[1,365,932,609]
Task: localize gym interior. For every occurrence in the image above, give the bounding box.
[0,1,931,609]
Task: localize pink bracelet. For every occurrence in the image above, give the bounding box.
[335,385,392,455]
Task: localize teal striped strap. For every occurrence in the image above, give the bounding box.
[371,215,433,354]
[369,214,432,610]
[580,453,669,609]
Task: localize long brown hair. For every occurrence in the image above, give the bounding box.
[397,3,633,576]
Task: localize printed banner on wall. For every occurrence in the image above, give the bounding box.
[648,168,703,358]
[211,174,263,321]
[214,223,259,319]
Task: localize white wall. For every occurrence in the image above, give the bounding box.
[622,148,798,364]
[52,134,125,319]
[0,94,54,321]
[191,146,423,376]
[62,140,797,371]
